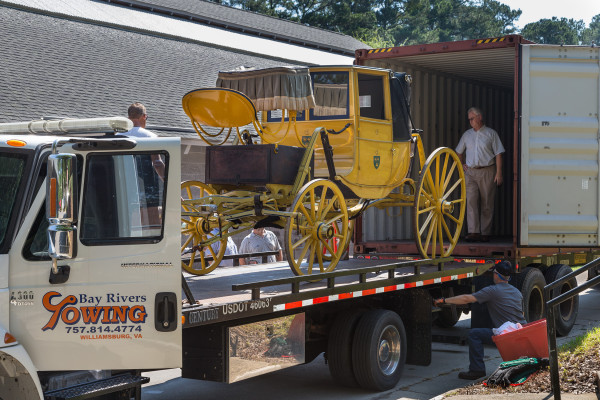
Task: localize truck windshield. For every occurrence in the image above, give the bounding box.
[0,152,28,249]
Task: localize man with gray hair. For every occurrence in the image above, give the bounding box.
[119,102,156,138]
[456,107,504,242]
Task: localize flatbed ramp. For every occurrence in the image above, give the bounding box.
[181,257,490,328]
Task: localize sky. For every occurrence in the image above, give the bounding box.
[500,0,599,29]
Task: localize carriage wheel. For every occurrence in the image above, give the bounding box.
[413,148,466,259]
[181,181,226,275]
[285,179,349,276]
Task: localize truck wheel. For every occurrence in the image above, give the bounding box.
[544,264,578,336]
[351,309,406,391]
[327,309,366,387]
[435,307,461,328]
[515,267,546,322]
[434,287,460,328]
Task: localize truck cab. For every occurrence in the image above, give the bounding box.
[0,117,182,399]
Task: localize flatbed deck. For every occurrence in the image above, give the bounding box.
[181,257,491,328]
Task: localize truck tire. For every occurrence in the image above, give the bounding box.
[351,309,406,391]
[434,287,460,328]
[544,264,578,336]
[515,267,545,323]
[435,307,461,328]
[327,309,366,387]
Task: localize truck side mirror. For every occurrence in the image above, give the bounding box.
[47,153,78,281]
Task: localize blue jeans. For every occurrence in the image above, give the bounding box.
[468,328,494,372]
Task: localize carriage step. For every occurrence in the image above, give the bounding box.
[44,373,149,400]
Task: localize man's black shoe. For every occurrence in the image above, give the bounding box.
[480,235,491,242]
[465,234,481,242]
[458,370,486,380]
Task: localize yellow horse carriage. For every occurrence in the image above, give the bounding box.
[180,65,466,276]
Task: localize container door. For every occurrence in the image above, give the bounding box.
[8,138,182,371]
[520,44,600,246]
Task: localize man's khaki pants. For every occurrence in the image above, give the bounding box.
[465,165,496,235]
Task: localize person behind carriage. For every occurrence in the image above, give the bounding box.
[239,228,283,265]
[456,107,504,242]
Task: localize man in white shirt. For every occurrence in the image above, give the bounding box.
[239,228,283,265]
[119,102,165,180]
[119,102,156,138]
[456,107,504,242]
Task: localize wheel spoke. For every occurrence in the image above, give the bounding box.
[435,155,441,196]
[441,217,455,245]
[442,177,463,201]
[309,189,316,221]
[325,213,345,226]
[437,216,445,257]
[445,212,460,224]
[442,160,458,193]
[298,202,314,223]
[418,211,435,236]
[417,205,436,215]
[419,186,435,205]
[315,243,325,272]
[440,154,449,191]
[317,186,328,219]
[323,239,336,256]
[320,194,338,217]
[297,239,312,265]
[181,235,193,251]
[307,244,316,274]
[291,231,312,250]
[423,214,436,251]
[424,170,437,199]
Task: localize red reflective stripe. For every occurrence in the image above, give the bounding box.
[278,272,474,310]
[286,301,302,310]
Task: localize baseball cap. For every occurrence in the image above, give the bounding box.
[491,261,512,277]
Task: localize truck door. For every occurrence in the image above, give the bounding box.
[520,44,600,246]
[9,138,182,371]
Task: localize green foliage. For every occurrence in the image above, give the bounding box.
[581,14,600,45]
[213,1,598,48]
[559,326,600,356]
[521,17,586,45]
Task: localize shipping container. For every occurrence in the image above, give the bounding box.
[354,35,600,266]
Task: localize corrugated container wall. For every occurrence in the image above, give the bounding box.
[359,52,515,243]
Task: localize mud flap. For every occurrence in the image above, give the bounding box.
[397,288,432,366]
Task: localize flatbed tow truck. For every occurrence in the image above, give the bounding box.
[0,117,498,399]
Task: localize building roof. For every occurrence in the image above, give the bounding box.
[103,0,367,56]
[0,1,363,139]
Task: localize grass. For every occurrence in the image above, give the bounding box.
[559,325,600,356]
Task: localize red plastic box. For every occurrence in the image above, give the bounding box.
[492,319,549,361]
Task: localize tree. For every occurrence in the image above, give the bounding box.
[391,0,521,45]
[376,0,401,29]
[225,0,291,19]
[458,0,521,40]
[581,14,600,45]
[521,17,585,45]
